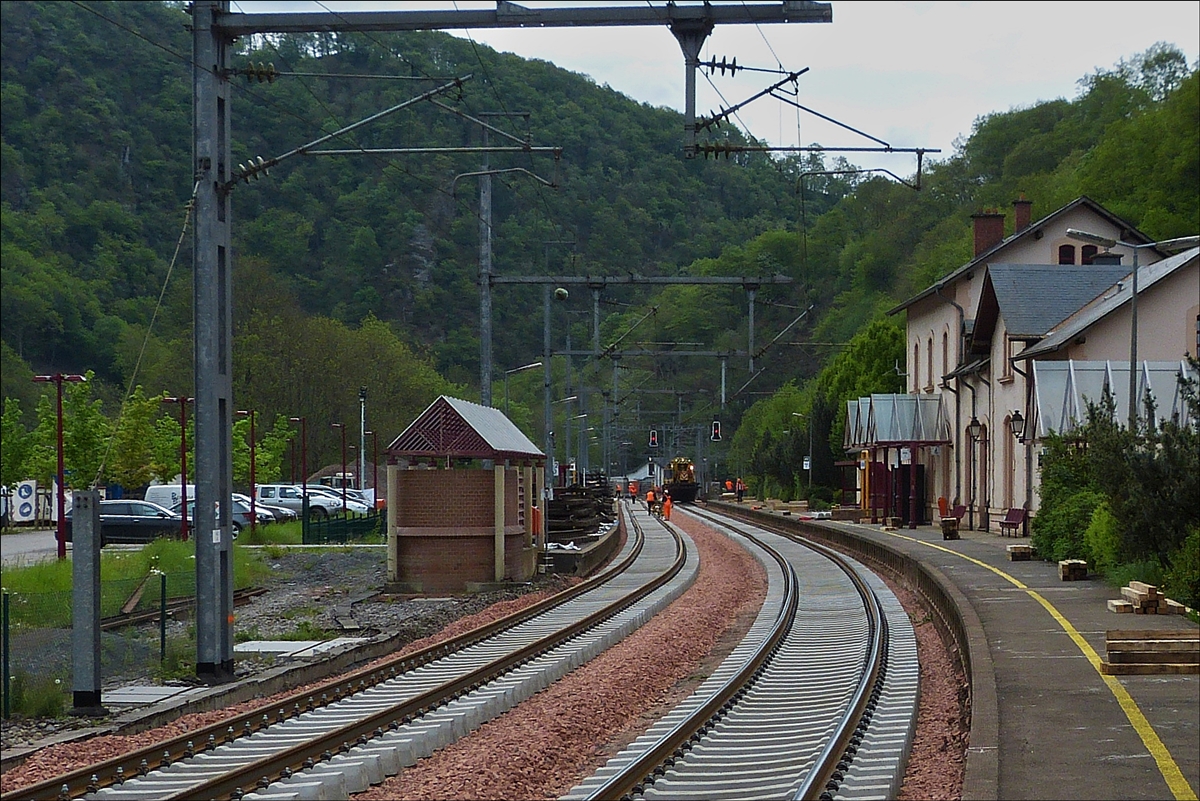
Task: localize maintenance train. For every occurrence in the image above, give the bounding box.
[662,456,700,503]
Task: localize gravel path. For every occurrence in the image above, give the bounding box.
[1,517,968,799]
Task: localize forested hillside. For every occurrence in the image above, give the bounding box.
[2,0,1196,485]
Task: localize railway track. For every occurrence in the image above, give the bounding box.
[564,505,919,801]
[3,507,694,801]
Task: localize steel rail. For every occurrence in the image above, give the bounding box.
[171,516,684,801]
[704,506,891,800]
[582,514,797,800]
[4,520,649,801]
[582,507,886,800]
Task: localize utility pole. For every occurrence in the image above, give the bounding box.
[192,0,828,684]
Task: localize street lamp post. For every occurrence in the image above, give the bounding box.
[162,396,193,542]
[365,430,379,506]
[331,422,347,511]
[358,388,367,499]
[1065,230,1200,430]
[32,373,86,559]
[237,410,256,537]
[289,417,307,506]
[1010,410,1027,536]
[504,361,543,417]
[967,416,982,531]
[791,412,813,488]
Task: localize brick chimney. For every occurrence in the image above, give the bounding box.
[1013,195,1033,232]
[971,210,1006,257]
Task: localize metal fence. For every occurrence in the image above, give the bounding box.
[302,509,383,545]
[1,570,199,718]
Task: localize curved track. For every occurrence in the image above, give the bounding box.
[6,510,692,801]
[564,505,919,801]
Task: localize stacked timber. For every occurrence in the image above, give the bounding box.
[1059,559,1087,580]
[1113,582,1180,613]
[546,485,615,543]
[1101,630,1200,675]
[1007,544,1032,561]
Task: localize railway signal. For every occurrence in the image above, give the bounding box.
[711,420,722,441]
[649,429,659,448]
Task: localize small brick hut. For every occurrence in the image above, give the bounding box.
[385,396,546,593]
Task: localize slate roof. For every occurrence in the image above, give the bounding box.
[1017,248,1198,360]
[987,264,1131,338]
[887,196,1155,315]
[387,395,545,461]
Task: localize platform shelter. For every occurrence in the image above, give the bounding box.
[385,396,546,593]
[844,393,952,527]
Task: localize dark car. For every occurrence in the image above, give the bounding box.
[65,500,183,545]
[172,498,254,536]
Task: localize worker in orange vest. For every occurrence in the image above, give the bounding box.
[645,486,656,513]
[662,493,673,521]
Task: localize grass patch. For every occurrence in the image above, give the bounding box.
[239,520,303,545]
[282,620,333,641]
[2,670,68,718]
[0,540,272,629]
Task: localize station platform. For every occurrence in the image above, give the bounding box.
[750,507,1199,801]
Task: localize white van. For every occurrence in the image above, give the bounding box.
[144,484,195,511]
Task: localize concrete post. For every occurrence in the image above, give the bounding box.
[386,462,399,583]
[71,490,105,714]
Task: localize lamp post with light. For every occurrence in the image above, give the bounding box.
[237,409,257,537]
[966,416,982,531]
[1010,410,1027,535]
[331,422,347,511]
[504,361,543,417]
[365,430,379,506]
[32,373,86,559]
[1065,230,1200,430]
[791,412,813,488]
[162,395,193,542]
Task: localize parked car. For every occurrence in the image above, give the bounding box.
[64,500,183,545]
[304,485,372,514]
[171,497,255,535]
[255,484,369,519]
[233,492,297,523]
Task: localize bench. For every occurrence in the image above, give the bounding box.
[999,507,1027,537]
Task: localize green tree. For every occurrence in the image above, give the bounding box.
[1,397,30,488]
[106,386,165,490]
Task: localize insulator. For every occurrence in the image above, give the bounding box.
[115,766,125,784]
[162,750,172,767]
[139,758,149,776]
[59,785,71,801]
[87,775,99,793]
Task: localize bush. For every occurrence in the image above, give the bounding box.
[1031,489,1104,562]
[1163,527,1200,610]
[1083,501,1122,573]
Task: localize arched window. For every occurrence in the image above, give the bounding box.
[1058,244,1076,265]
[1081,244,1098,264]
[942,330,949,384]
[913,342,920,393]
[927,335,934,391]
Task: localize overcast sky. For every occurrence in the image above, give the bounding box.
[236,1,1200,174]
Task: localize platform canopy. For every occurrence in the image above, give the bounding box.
[387,395,545,462]
[1032,360,1197,438]
[844,393,952,450]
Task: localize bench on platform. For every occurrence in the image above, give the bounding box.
[999,506,1027,537]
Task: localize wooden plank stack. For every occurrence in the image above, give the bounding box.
[1058,559,1087,580]
[1119,580,1173,614]
[1007,543,1032,561]
[1102,630,1200,675]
